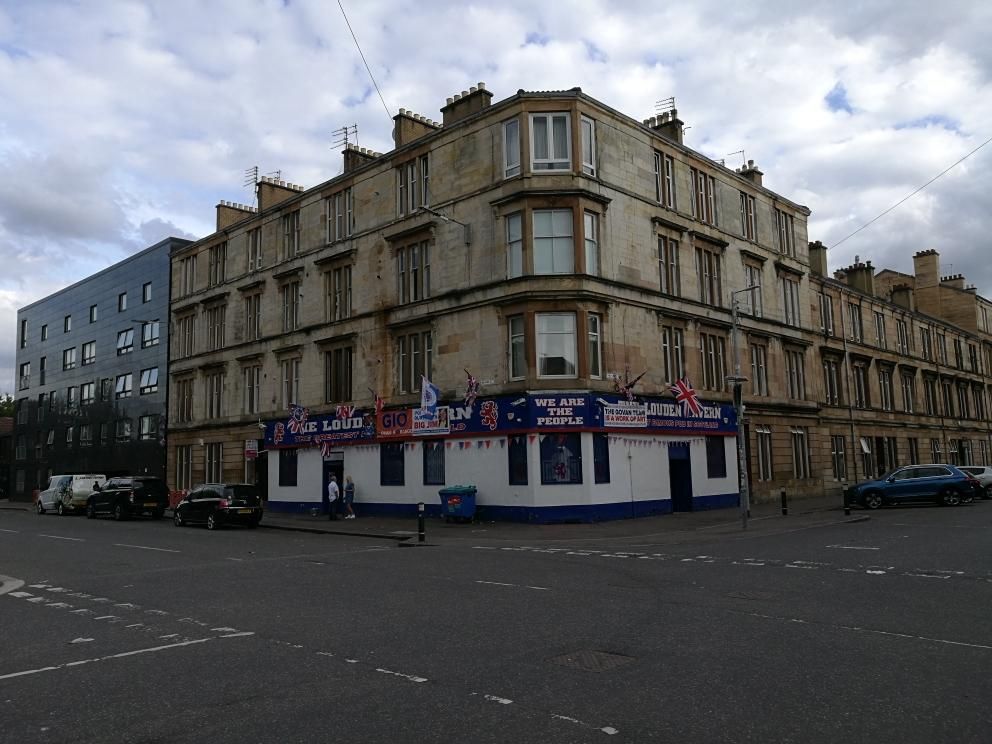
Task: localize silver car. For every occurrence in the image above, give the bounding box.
[958,466,992,499]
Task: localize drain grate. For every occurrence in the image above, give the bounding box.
[550,650,636,672]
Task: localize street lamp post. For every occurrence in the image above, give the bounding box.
[729,286,760,530]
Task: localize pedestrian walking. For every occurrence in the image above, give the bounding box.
[344,476,356,519]
[327,475,340,520]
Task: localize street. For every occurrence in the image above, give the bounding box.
[1,502,991,743]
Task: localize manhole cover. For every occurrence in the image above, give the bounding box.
[727,590,773,601]
[550,650,636,672]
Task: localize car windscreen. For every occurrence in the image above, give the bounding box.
[224,486,260,504]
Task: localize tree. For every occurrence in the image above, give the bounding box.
[0,393,13,417]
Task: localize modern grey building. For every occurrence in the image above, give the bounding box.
[11,237,191,499]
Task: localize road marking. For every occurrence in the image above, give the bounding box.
[476,580,515,588]
[0,636,246,680]
[220,632,255,638]
[0,575,26,597]
[375,667,428,683]
[225,557,244,562]
[113,543,180,553]
[483,694,513,705]
[8,591,33,598]
[827,545,880,550]
[0,528,19,533]
[70,638,94,644]
[38,534,84,542]
[475,580,550,591]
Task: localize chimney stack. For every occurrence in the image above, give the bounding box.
[392,108,442,148]
[440,81,493,127]
[912,249,940,289]
[342,143,382,173]
[736,159,763,187]
[647,109,685,145]
[844,258,876,296]
[215,200,258,231]
[257,176,304,212]
[941,273,966,290]
[808,240,827,277]
[891,284,916,312]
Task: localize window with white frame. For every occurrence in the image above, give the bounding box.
[420,154,430,207]
[280,358,301,408]
[326,187,354,243]
[205,372,224,418]
[506,212,523,278]
[756,426,773,481]
[243,365,261,415]
[695,246,722,306]
[923,376,938,415]
[244,294,261,342]
[941,379,954,417]
[920,327,933,360]
[205,442,223,483]
[659,236,680,296]
[823,358,841,405]
[853,363,869,408]
[530,112,571,171]
[776,208,795,256]
[208,242,227,287]
[654,152,676,208]
[791,427,811,479]
[139,367,159,395]
[205,304,226,351]
[848,303,863,343]
[698,332,726,391]
[397,330,432,393]
[396,156,429,215]
[690,167,717,225]
[246,227,262,272]
[325,264,353,321]
[781,276,801,327]
[897,319,910,355]
[750,343,768,396]
[587,314,602,379]
[176,314,195,358]
[397,240,431,303]
[502,119,520,178]
[936,333,948,364]
[176,378,194,423]
[873,311,886,349]
[662,326,684,382]
[818,292,834,336]
[282,210,300,259]
[281,281,301,332]
[179,255,196,297]
[509,316,526,380]
[537,313,577,378]
[580,116,596,176]
[533,209,574,274]
[901,373,915,413]
[908,437,920,465]
[830,435,847,481]
[785,349,805,400]
[739,192,756,240]
[878,367,894,411]
[743,263,763,317]
[583,212,599,276]
[930,438,942,463]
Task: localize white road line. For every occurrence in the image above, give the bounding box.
[113,543,180,553]
[476,580,515,588]
[0,575,26,596]
[483,694,513,705]
[220,631,255,638]
[0,636,232,680]
[375,667,428,683]
[0,528,20,533]
[38,534,84,542]
[827,545,880,550]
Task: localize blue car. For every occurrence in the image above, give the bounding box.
[847,464,980,509]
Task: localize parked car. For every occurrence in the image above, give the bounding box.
[957,466,992,499]
[86,476,170,520]
[37,474,107,516]
[847,464,980,509]
[173,483,263,530]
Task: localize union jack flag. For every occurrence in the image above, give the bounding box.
[320,440,334,459]
[670,377,702,417]
[368,388,384,416]
[287,403,310,434]
[464,369,480,409]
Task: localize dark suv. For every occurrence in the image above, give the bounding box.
[847,464,980,509]
[87,477,170,520]
[173,484,263,530]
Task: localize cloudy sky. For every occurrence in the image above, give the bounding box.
[1,0,990,395]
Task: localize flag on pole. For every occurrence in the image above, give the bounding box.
[670,377,702,417]
[464,369,480,409]
[420,375,440,415]
[368,388,384,416]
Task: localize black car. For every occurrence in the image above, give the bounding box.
[173,484,263,530]
[87,477,170,520]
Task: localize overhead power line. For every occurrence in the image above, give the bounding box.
[831,133,992,250]
[337,0,392,122]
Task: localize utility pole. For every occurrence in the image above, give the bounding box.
[728,285,760,530]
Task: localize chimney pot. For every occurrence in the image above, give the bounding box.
[461,90,468,97]
[747,159,754,168]
[453,93,461,101]
[478,81,485,90]
[470,86,477,93]
[446,97,453,105]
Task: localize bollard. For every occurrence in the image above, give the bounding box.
[842,479,850,516]
[780,488,788,516]
[418,502,425,543]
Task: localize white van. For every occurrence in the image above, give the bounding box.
[37,474,107,516]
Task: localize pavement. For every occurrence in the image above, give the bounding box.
[1,491,859,544]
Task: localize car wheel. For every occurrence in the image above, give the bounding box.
[113,503,126,521]
[939,488,961,507]
[862,492,883,510]
[36,500,45,515]
[983,485,992,500]
[86,502,96,519]
[57,502,65,516]
[173,510,184,527]
[206,513,218,531]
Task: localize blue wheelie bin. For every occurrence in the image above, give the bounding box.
[439,485,477,523]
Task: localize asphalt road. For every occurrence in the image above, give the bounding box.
[1,501,990,743]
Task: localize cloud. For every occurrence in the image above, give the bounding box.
[0,0,990,396]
